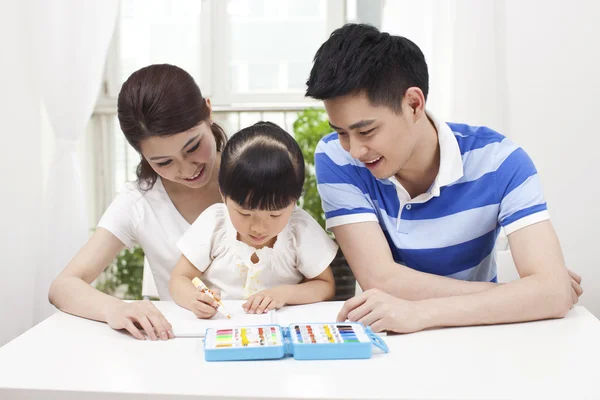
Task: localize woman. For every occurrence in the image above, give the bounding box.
[49,64,226,341]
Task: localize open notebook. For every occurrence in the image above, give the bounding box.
[169,300,344,338]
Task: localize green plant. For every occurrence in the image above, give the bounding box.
[294,108,357,300]
[294,108,332,231]
[95,246,145,300]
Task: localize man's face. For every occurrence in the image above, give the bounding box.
[324,92,420,180]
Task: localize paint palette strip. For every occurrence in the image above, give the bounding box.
[291,323,371,344]
[205,325,283,349]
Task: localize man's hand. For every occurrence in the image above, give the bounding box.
[568,269,583,306]
[337,289,426,333]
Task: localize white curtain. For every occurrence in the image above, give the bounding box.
[33,0,120,322]
[382,0,508,132]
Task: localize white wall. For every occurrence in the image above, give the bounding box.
[504,0,600,316]
[0,1,42,346]
[382,0,600,317]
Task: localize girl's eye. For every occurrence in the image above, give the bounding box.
[359,128,376,135]
[337,131,347,136]
[187,141,201,153]
[157,160,172,167]
[238,211,251,217]
[270,214,282,218]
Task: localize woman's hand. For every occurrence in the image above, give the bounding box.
[105,299,174,340]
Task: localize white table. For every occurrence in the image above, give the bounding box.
[1,302,599,400]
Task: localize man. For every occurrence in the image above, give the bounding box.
[306,24,582,333]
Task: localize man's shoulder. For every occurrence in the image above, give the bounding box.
[446,122,509,155]
[316,132,351,163]
[315,133,381,185]
[316,132,358,170]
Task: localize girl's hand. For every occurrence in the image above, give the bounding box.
[190,288,222,319]
[105,299,174,341]
[243,287,288,314]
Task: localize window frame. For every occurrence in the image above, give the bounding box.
[97,0,346,110]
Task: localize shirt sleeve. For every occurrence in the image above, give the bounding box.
[97,185,142,249]
[292,208,339,279]
[496,142,550,235]
[177,204,224,272]
[315,134,379,230]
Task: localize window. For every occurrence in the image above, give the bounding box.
[91,0,357,221]
[218,0,344,104]
[102,0,346,105]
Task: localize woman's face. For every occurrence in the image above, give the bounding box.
[139,121,218,189]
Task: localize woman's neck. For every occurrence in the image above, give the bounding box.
[161,154,223,224]
[162,154,221,198]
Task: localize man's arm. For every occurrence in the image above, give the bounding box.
[333,221,496,300]
[338,220,575,332]
[420,220,572,326]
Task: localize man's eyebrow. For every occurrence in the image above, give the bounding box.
[328,119,376,131]
[329,121,341,130]
[349,119,376,130]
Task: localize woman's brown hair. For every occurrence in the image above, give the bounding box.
[117,64,227,190]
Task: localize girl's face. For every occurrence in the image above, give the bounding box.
[139,121,217,189]
[224,197,296,249]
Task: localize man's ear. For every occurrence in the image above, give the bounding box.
[403,87,426,120]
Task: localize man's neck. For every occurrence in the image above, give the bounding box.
[394,115,440,198]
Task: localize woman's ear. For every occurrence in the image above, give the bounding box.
[206,98,213,121]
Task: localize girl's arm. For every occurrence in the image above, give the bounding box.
[243,267,336,314]
[49,228,173,341]
[169,255,221,319]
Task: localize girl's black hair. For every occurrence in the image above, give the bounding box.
[219,121,305,211]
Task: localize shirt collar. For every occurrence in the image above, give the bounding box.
[429,112,464,195]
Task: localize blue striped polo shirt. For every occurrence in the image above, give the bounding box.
[314,113,550,282]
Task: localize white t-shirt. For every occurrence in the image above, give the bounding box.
[97,178,192,300]
[177,203,339,300]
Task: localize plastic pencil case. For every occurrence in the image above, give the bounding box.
[203,322,389,361]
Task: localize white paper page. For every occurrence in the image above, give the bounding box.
[274,302,344,326]
[170,301,275,337]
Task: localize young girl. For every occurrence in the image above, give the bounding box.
[169,122,338,318]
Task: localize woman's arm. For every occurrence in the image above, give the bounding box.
[49,228,173,340]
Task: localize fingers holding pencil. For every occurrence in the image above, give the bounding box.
[190,291,220,319]
[191,277,231,319]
